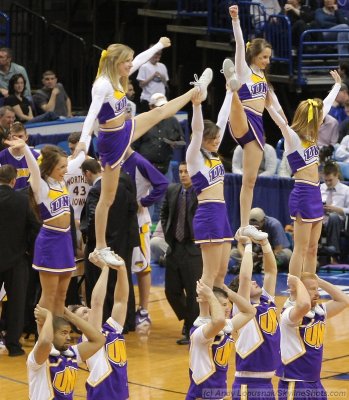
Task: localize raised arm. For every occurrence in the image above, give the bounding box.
[111,262,129,327]
[77,79,108,150]
[130,37,171,75]
[33,305,53,365]
[237,236,253,301]
[223,284,256,331]
[186,97,204,174]
[322,71,341,118]
[287,274,311,324]
[87,253,110,329]
[198,281,226,339]
[259,238,277,296]
[229,5,250,81]
[4,139,45,199]
[64,307,105,362]
[317,276,349,319]
[216,90,233,146]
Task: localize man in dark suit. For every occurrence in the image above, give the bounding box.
[0,164,38,356]
[160,161,203,344]
[80,158,139,331]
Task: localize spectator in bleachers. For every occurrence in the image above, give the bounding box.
[136,46,169,113]
[4,74,59,124]
[126,81,137,119]
[33,70,72,118]
[278,152,293,177]
[253,0,281,34]
[334,129,349,161]
[0,105,15,151]
[0,122,39,189]
[284,0,321,48]
[314,0,349,57]
[232,141,278,176]
[339,60,349,87]
[320,161,349,260]
[318,114,339,148]
[249,208,292,270]
[328,82,349,122]
[338,98,349,142]
[0,47,31,99]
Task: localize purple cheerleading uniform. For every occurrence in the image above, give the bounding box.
[277,304,327,400]
[33,181,75,273]
[98,119,135,169]
[186,325,234,400]
[0,147,39,189]
[79,77,135,170]
[27,344,80,400]
[227,63,268,151]
[86,318,129,400]
[232,289,281,400]
[187,153,233,244]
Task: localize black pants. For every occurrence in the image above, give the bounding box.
[165,242,203,333]
[0,262,28,351]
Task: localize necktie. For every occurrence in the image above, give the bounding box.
[175,190,186,242]
[326,188,335,205]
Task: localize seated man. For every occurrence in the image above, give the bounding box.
[33,70,72,117]
[320,161,349,261]
[232,141,277,176]
[231,208,292,271]
[0,47,31,98]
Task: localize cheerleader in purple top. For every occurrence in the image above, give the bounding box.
[186,280,255,400]
[229,235,280,400]
[4,136,88,316]
[267,70,341,277]
[228,5,287,241]
[277,273,349,400]
[71,251,129,400]
[186,65,238,321]
[74,37,212,267]
[27,305,105,400]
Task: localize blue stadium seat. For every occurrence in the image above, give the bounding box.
[57,140,71,154]
[276,138,285,159]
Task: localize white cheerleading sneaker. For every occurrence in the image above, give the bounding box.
[238,225,268,241]
[94,247,124,267]
[221,58,240,91]
[190,67,213,101]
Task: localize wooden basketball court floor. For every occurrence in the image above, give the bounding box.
[0,270,349,400]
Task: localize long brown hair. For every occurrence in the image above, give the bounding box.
[246,38,272,76]
[200,119,220,166]
[29,145,68,221]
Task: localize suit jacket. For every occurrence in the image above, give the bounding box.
[160,183,201,256]
[80,173,140,257]
[0,185,39,271]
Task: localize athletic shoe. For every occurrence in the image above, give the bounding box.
[193,316,211,327]
[135,308,151,338]
[190,68,213,101]
[94,247,124,267]
[237,225,268,241]
[221,58,240,91]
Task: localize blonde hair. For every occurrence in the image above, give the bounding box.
[290,98,323,143]
[95,44,134,92]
